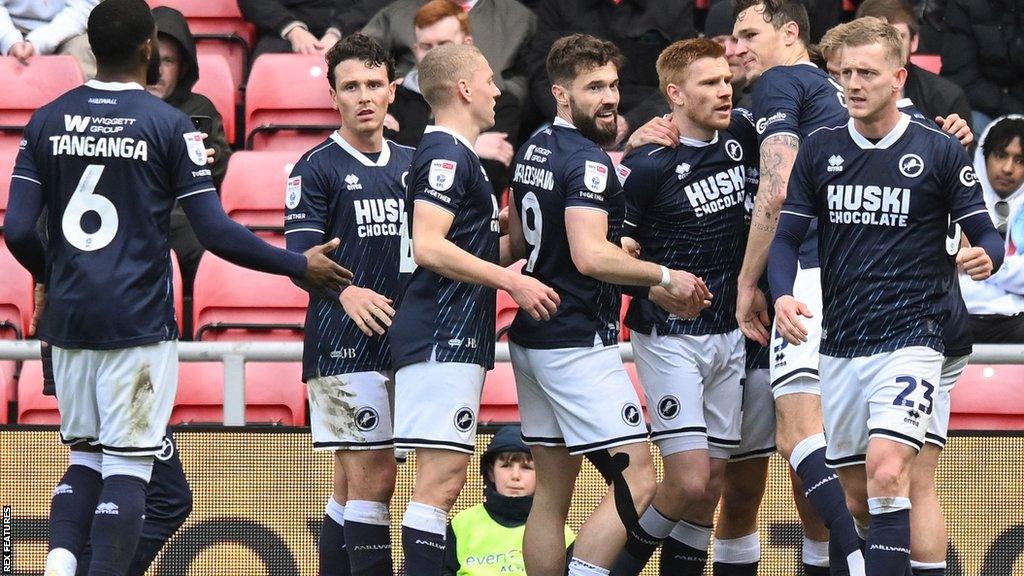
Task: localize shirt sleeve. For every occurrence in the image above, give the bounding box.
[563,149,616,213]
[752,70,803,144]
[167,114,218,200]
[283,157,330,235]
[411,144,469,215]
[940,137,988,223]
[780,143,818,218]
[619,149,660,234]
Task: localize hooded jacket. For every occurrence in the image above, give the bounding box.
[941,0,1024,118]
[958,115,1024,316]
[153,6,231,187]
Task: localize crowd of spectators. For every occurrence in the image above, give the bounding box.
[4,0,1024,342]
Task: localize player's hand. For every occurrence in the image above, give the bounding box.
[620,236,641,258]
[383,113,401,133]
[475,132,514,167]
[625,114,679,154]
[498,205,510,235]
[302,238,354,291]
[736,284,771,345]
[287,26,323,54]
[340,286,395,336]
[507,274,560,321]
[30,283,45,336]
[935,114,973,148]
[774,295,812,345]
[654,269,712,319]
[10,41,34,64]
[319,31,340,53]
[202,133,216,164]
[956,246,995,280]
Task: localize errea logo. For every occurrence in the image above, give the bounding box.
[675,162,692,180]
[827,155,844,172]
[345,174,363,190]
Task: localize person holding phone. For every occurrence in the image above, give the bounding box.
[148,6,233,293]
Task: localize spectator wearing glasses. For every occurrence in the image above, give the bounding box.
[960,115,1024,342]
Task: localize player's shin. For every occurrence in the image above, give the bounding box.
[612,505,676,575]
[659,520,712,576]
[87,456,153,576]
[864,498,913,576]
[344,500,392,576]
[790,434,864,574]
[400,502,447,576]
[46,451,104,576]
[320,498,351,576]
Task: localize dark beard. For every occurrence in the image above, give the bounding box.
[570,99,618,147]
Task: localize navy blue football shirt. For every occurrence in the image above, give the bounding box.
[507,117,625,349]
[285,134,414,380]
[620,110,759,337]
[753,62,848,269]
[389,126,500,369]
[11,80,215,349]
[781,114,988,357]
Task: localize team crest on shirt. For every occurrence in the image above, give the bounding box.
[725,139,743,161]
[429,159,457,191]
[898,154,924,178]
[621,403,642,426]
[584,160,608,193]
[285,176,302,209]
[155,436,175,461]
[183,131,208,166]
[454,407,475,432]
[657,396,680,420]
[959,165,979,187]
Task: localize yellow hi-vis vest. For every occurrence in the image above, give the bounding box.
[450,504,574,576]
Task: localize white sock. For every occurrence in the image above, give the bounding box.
[911,560,947,570]
[802,536,830,568]
[44,547,77,576]
[325,498,346,526]
[344,500,389,526]
[402,501,447,536]
[670,520,712,551]
[567,557,610,576]
[637,506,676,539]
[714,532,760,564]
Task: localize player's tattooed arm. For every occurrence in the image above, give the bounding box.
[735,133,799,345]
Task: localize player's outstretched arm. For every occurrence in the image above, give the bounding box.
[412,200,560,321]
[4,178,47,282]
[956,212,1005,281]
[565,208,711,318]
[737,134,800,335]
[768,212,812,345]
[180,191,353,291]
[501,193,528,267]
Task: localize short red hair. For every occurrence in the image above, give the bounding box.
[414,0,471,36]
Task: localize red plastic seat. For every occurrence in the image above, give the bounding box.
[193,53,237,143]
[244,54,338,150]
[192,253,307,341]
[950,364,1024,430]
[220,151,297,233]
[0,238,34,339]
[16,361,59,424]
[171,252,185,336]
[0,132,19,227]
[481,363,519,424]
[147,0,254,96]
[172,361,305,425]
[0,359,16,423]
[0,56,83,128]
[910,54,942,75]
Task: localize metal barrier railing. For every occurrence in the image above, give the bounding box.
[2,340,1022,426]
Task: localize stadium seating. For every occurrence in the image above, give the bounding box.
[480,363,519,423]
[0,238,33,339]
[0,132,17,228]
[147,0,254,95]
[219,151,297,234]
[15,361,58,424]
[193,53,237,143]
[910,54,942,75]
[192,253,307,341]
[0,56,83,128]
[172,361,306,425]
[244,54,338,150]
[171,253,185,335]
[950,364,1024,430]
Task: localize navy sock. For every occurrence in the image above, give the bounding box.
[829,536,851,576]
[865,507,911,576]
[793,444,862,572]
[712,561,758,575]
[125,537,167,576]
[87,475,148,576]
[803,563,830,575]
[911,568,944,576]
[344,500,392,576]
[319,499,351,576]
[613,506,675,576]
[401,525,445,576]
[49,465,104,556]
[659,538,707,576]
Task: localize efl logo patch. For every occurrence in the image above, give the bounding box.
[429,159,457,191]
[183,131,208,166]
[285,176,302,209]
[616,164,632,186]
[584,160,608,193]
[899,154,924,178]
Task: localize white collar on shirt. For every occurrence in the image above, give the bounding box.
[330,131,391,167]
[424,125,478,156]
[85,79,144,91]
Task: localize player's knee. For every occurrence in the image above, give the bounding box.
[354,456,397,502]
[866,460,909,497]
[845,493,869,524]
[624,455,658,510]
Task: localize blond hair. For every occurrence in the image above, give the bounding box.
[418,43,485,109]
[817,20,855,63]
[840,17,905,68]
